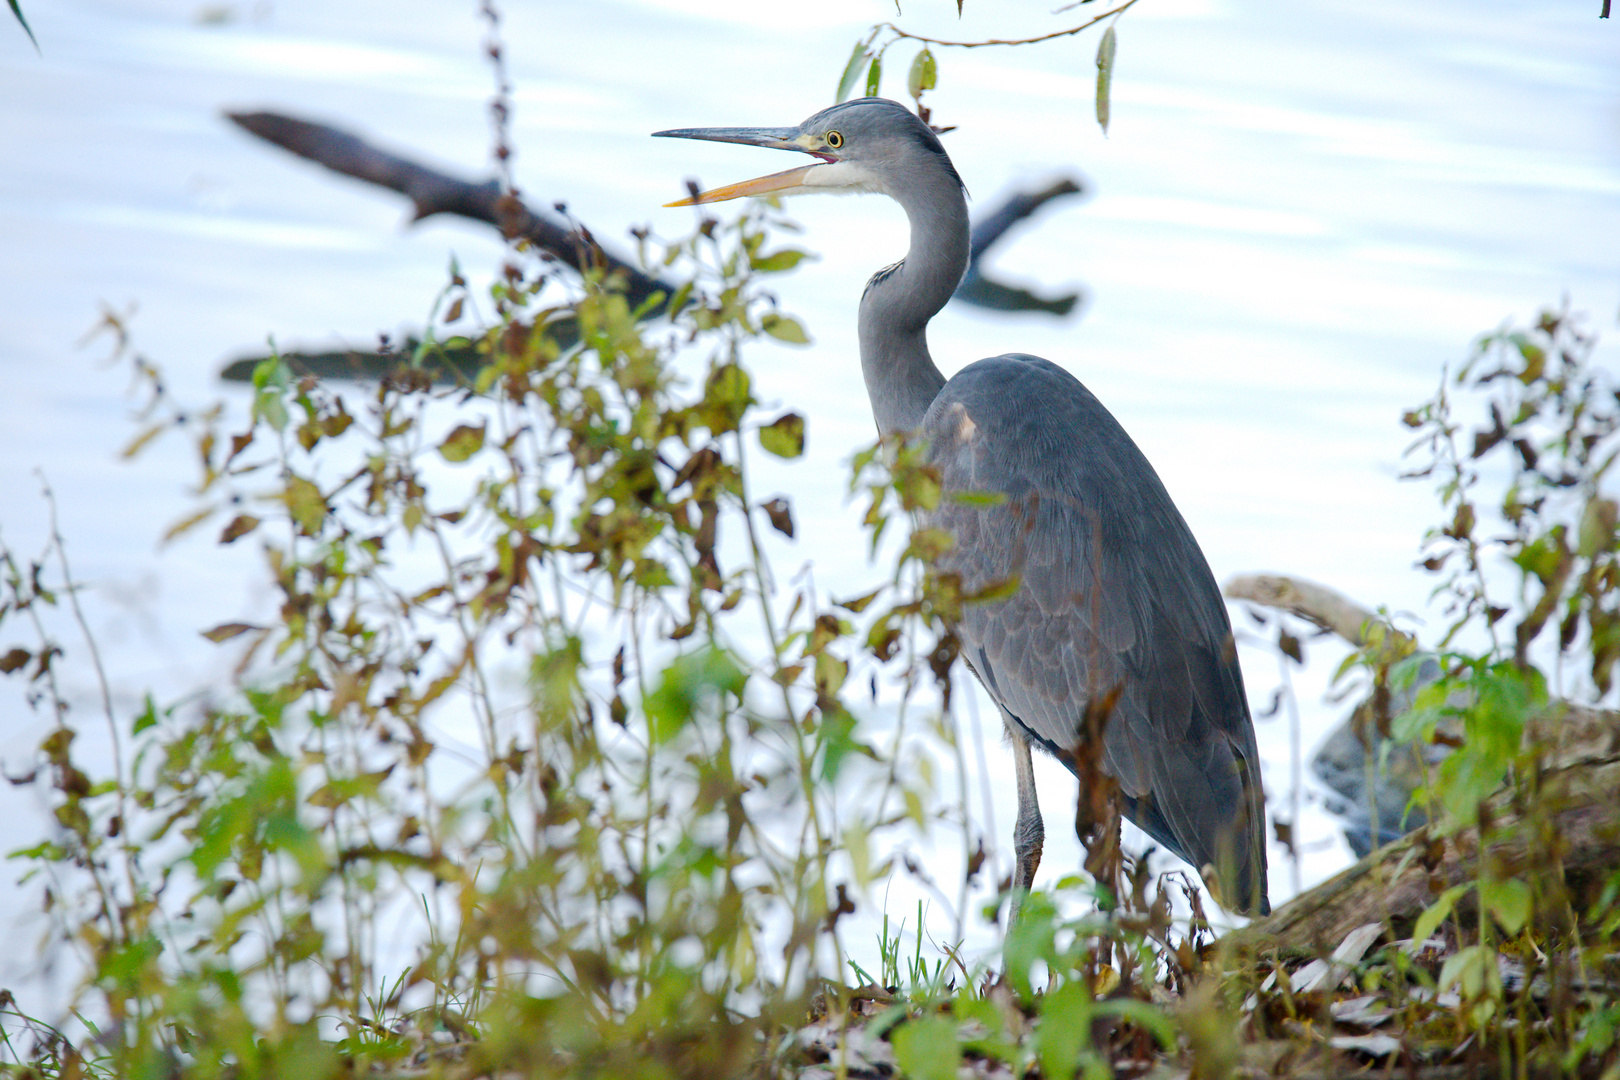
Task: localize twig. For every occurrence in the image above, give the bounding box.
[875,0,1139,50]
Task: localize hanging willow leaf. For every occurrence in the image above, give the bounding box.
[836,41,871,103]
[907,47,937,102]
[865,54,883,99]
[1095,24,1118,135]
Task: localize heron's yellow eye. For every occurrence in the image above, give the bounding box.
[825,130,844,149]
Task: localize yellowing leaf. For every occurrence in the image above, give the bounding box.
[836,587,883,614]
[121,422,166,460]
[285,475,326,534]
[758,412,806,459]
[1095,24,1117,135]
[907,47,937,100]
[162,506,215,544]
[219,514,261,544]
[201,622,263,643]
[439,423,486,463]
[751,248,810,273]
[761,313,810,345]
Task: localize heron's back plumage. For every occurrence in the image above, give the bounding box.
[922,354,1269,914]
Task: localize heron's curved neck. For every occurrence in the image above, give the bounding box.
[858,169,970,437]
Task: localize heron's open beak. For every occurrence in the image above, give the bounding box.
[652,126,835,206]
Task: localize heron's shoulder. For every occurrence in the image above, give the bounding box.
[956,351,1077,380]
[926,353,1121,443]
[939,353,1100,409]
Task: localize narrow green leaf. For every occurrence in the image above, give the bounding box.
[758,412,806,458]
[949,489,1008,508]
[1094,997,1179,1049]
[836,41,870,103]
[1095,25,1117,135]
[9,0,39,53]
[817,708,859,780]
[132,694,159,735]
[865,54,883,98]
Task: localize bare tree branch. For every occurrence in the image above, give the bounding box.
[220,109,1087,381]
[226,110,674,312]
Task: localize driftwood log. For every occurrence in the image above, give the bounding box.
[220,110,1086,382]
[1225,572,1391,649]
[1224,572,1620,956]
[1232,743,1620,957]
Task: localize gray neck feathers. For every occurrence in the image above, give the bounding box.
[857,164,970,438]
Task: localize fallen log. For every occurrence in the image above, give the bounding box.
[1231,745,1620,957]
[1223,571,1620,955]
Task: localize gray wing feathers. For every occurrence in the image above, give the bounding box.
[922,353,1266,909]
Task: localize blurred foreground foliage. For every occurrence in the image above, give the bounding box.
[1250,305,1620,1078]
[3,188,1620,1078]
[0,203,995,1078]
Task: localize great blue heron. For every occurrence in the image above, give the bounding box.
[655,97,1270,916]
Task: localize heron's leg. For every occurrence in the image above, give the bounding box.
[1005,715,1044,925]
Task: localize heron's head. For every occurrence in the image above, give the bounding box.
[653,97,963,206]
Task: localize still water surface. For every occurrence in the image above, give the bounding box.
[2,0,1617,1006]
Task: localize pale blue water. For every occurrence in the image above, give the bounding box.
[2,0,1617,1014]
